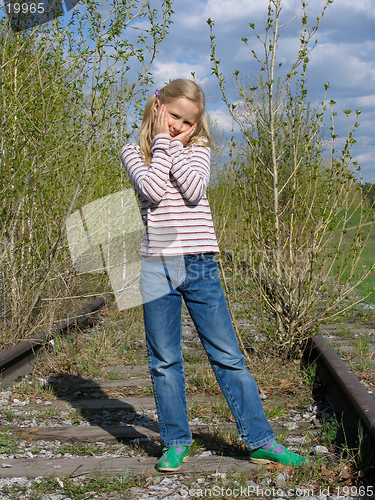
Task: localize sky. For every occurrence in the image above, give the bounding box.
[2,0,374,182]
[146,0,375,183]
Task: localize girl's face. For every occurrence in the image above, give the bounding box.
[156,97,200,139]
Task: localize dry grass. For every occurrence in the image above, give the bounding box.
[33,300,146,381]
[7,285,372,491]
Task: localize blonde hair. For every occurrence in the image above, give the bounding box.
[139,79,211,165]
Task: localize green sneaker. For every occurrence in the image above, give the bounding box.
[157,445,189,472]
[249,442,308,467]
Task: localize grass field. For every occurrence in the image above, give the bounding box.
[332,208,374,303]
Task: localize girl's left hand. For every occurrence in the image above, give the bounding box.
[173,123,197,146]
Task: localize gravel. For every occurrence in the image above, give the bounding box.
[2,307,369,499]
[0,382,345,500]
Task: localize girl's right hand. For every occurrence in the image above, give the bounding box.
[153,104,169,138]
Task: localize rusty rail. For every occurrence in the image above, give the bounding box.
[308,333,375,441]
[0,296,110,388]
[2,303,375,443]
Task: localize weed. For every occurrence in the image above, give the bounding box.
[35,407,58,421]
[319,416,340,446]
[335,323,351,337]
[210,398,233,421]
[264,403,287,420]
[290,460,339,494]
[351,332,374,372]
[81,357,101,378]
[187,365,220,395]
[145,385,153,396]
[188,401,210,422]
[34,304,147,381]
[334,329,375,376]
[183,352,205,364]
[189,439,206,456]
[4,409,15,421]
[292,389,313,408]
[3,471,135,500]
[68,408,84,424]
[105,369,121,380]
[39,382,55,398]
[302,362,317,387]
[356,422,375,471]
[0,429,17,454]
[317,415,367,472]
[18,379,33,395]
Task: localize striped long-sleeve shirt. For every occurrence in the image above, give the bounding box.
[120,134,220,256]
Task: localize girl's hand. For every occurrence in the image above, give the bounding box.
[173,123,197,146]
[153,104,169,138]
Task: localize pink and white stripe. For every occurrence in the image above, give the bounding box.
[120,134,220,256]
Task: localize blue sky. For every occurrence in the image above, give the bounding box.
[2,0,374,182]
[147,0,375,183]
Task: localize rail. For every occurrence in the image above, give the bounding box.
[0,295,110,388]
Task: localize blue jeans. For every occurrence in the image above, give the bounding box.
[140,253,275,450]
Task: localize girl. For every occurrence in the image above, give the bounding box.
[120,79,307,471]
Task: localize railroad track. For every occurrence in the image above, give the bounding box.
[1,296,375,485]
[305,330,375,442]
[0,296,108,389]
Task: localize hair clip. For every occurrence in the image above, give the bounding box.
[155,89,161,98]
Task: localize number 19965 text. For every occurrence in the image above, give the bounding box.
[6,3,45,14]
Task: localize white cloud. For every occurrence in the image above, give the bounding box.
[354,152,375,182]
[145,0,375,181]
[203,0,265,22]
[314,42,375,71]
[152,61,210,87]
[355,152,374,163]
[355,94,375,108]
[207,108,239,133]
[200,0,332,24]
[331,0,375,16]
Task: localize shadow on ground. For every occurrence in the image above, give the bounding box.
[46,373,249,460]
